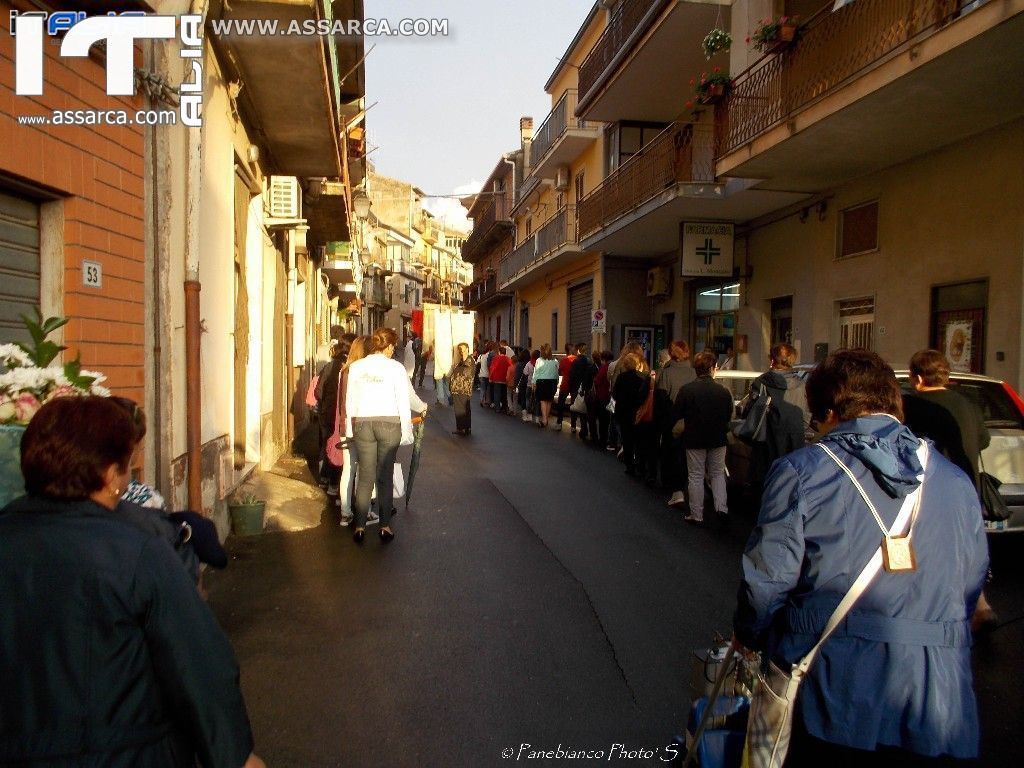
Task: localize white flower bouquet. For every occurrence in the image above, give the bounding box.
[0,314,110,425]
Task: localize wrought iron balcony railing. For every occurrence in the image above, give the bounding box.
[529,90,597,169]
[577,123,716,239]
[720,0,965,157]
[578,0,663,102]
[461,193,514,262]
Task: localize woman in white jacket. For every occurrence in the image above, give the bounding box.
[344,327,413,543]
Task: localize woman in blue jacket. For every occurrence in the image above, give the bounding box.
[734,350,987,763]
[0,396,261,768]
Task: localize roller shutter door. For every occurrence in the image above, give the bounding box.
[0,190,40,345]
[568,281,593,347]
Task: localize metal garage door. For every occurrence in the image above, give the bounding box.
[568,280,593,348]
[0,190,40,345]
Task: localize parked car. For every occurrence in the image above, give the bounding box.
[716,368,1024,532]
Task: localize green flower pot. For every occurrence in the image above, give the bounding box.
[229,501,266,536]
[0,424,27,509]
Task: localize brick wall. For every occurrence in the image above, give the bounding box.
[1,4,146,402]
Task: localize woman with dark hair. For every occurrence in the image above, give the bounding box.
[513,349,531,418]
[591,351,614,448]
[318,333,356,497]
[674,351,733,522]
[449,342,475,436]
[734,350,988,764]
[656,340,696,506]
[344,327,413,543]
[530,343,559,428]
[0,396,262,768]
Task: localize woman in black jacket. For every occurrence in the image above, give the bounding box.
[673,350,734,523]
[0,397,261,768]
[613,352,656,480]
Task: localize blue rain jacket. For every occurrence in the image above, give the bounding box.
[734,416,988,758]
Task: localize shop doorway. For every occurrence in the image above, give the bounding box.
[931,280,987,373]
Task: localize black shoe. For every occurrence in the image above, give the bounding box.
[379,527,394,542]
[452,430,464,436]
[353,528,365,544]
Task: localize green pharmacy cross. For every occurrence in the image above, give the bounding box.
[697,238,721,265]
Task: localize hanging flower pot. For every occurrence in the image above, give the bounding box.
[701,28,731,60]
[692,68,732,106]
[698,84,726,105]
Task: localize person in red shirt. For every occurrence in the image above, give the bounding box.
[555,343,577,429]
[488,345,513,414]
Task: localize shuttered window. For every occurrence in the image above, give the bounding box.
[0,190,41,345]
[838,297,874,351]
[838,201,878,258]
[568,281,593,348]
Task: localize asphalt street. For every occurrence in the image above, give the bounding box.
[208,392,1024,768]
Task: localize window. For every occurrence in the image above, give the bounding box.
[838,201,878,258]
[551,311,558,350]
[837,297,874,350]
[696,281,741,313]
[574,170,585,205]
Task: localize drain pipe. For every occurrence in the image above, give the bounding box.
[184,0,208,511]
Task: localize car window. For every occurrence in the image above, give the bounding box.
[949,379,1024,430]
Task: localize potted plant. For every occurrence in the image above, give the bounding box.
[228,491,266,536]
[701,27,731,59]
[0,313,110,507]
[689,68,733,106]
[747,15,801,54]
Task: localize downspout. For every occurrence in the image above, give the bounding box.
[184,0,209,512]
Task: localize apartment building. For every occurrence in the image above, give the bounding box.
[502,9,608,355]
[461,151,523,343]
[570,0,1023,383]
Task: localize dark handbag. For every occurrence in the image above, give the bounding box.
[733,382,771,444]
[978,455,1010,522]
[634,375,656,425]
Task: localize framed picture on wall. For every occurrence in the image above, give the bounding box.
[622,325,655,367]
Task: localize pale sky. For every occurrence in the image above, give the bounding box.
[363,0,595,232]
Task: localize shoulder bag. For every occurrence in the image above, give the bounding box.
[978,453,1010,522]
[744,440,929,768]
[733,381,771,444]
[570,385,589,415]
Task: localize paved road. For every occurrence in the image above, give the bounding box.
[208,393,1024,767]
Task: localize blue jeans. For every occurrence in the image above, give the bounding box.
[352,420,402,530]
[435,375,451,406]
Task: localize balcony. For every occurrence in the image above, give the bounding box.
[576,0,729,122]
[530,90,601,180]
[717,0,1024,191]
[463,275,509,310]
[577,122,808,256]
[498,206,583,290]
[321,241,361,286]
[461,193,515,263]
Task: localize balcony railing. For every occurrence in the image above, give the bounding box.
[577,123,716,239]
[463,274,500,308]
[530,90,596,168]
[498,206,579,285]
[462,193,513,262]
[578,0,662,101]
[720,0,963,157]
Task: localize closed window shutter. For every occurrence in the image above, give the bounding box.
[0,190,41,345]
[840,201,878,257]
[568,281,593,347]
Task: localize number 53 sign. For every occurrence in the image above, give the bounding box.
[82,260,102,289]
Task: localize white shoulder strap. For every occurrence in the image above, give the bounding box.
[794,440,929,677]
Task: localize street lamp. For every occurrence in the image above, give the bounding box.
[353,189,372,220]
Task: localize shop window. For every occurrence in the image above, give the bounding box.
[837,296,874,350]
[838,201,878,258]
[696,281,740,313]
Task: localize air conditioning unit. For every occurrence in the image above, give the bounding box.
[267,176,301,219]
[646,266,671,297]
[554,166,570,191]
